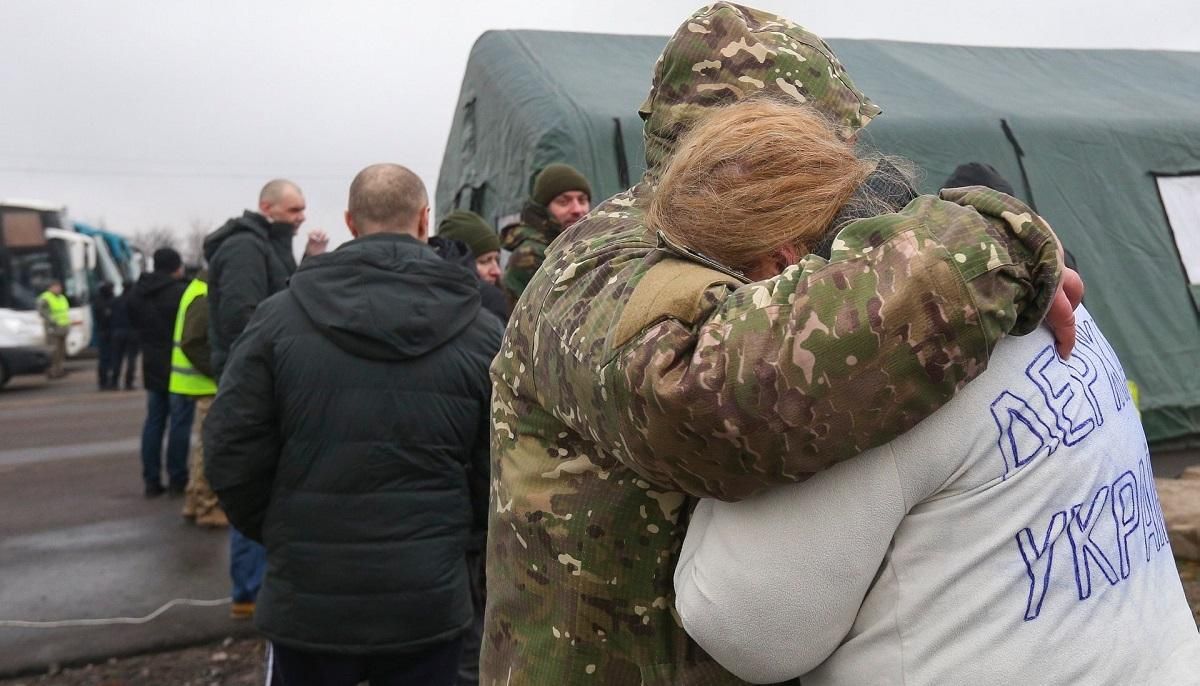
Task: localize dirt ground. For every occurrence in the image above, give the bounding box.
[1181,559,1200,624]
[0,638,265,686]
[4,562,1199,686]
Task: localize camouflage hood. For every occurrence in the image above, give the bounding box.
[640,2,881,176]
[499,200,561,252]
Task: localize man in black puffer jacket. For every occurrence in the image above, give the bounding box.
[203,179,328,380]
[127,248,190,497]
[205,164,502,686]
[204,179,328,618]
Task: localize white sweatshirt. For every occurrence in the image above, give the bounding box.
[675,307,1200,685]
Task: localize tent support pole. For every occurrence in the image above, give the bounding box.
[1001,118,1039,213]
[613,118,631,189]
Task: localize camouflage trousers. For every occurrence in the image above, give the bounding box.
[46,330,67,379]
[183,396,226,526]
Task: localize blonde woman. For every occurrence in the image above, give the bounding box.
[665,98,1200,684]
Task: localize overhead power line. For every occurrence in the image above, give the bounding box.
[0,165,347,181]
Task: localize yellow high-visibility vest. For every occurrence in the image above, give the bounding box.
[37,291,70,328]
[1127,380,1141,415]
[169,279,217,396]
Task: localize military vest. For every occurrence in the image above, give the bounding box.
[169,279,217,396]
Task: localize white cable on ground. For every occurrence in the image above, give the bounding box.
[0,597,231,628]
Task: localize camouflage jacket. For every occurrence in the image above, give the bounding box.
[482,4,1063,685]
[500,201,563,304]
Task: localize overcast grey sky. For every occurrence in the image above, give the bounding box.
[1,0,1196,253]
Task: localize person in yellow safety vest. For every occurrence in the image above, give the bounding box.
[169,273,227,528]
[37,281,71,379]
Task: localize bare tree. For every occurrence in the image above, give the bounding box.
[182,219,213,267]
[130,225,180,254]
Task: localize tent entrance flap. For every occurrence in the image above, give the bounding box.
[1154,173,1200,312]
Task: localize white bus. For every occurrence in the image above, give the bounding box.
[0,200,94,386]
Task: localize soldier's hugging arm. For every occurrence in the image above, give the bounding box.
[604,190,1061,502]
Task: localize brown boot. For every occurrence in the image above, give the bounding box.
[195,508,230,528]
[230,601,255,620]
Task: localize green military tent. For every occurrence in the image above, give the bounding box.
[436,29,1200,446]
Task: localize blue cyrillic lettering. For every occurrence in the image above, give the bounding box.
[991,390,1057,477]
[1068,486,1120,600]
[1017,510,1068,621]
[1109,470,1140,579]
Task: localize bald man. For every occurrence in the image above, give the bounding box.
[204,179,330,617]
[204,179,328,380]
[206,164,502,686]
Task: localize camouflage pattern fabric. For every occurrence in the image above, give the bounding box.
[640,3,881,173]
[481,4,1064,685]
[501,201,564,304]
[182,395,226,525]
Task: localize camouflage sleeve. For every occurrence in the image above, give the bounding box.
[180,296,214,379]
[501,241,545,302]
[604,188,1061,501]
[36,297,52,326]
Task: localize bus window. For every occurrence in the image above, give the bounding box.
[9,248,55,310]
[48,240,89,306]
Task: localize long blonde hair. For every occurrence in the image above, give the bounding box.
[648,97,876,273]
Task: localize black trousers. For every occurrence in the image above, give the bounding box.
[456,549,486,686]
[96,332,115,388]
[110,329,139,389]
[269,637,464,686]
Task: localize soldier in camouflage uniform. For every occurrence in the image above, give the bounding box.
[500,163,592,305]
[482,4,1081,685]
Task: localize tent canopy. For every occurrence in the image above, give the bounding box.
[437,30,1200,445]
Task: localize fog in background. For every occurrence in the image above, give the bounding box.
[2,0,1196,258]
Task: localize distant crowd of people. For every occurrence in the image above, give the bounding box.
[48,2,1198,686]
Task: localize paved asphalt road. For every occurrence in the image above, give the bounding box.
[0,360,252,678]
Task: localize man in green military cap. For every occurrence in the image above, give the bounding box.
[499,163,591,306]
[481,3,1083,685]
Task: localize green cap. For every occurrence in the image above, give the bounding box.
[437,210,500,257]
[532,163,592,206]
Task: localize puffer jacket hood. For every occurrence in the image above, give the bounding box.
[204,211,298,380]
[289,233,480,361]
[638,2,880,176]
[428,234,473,268]
[203,211,293,263]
